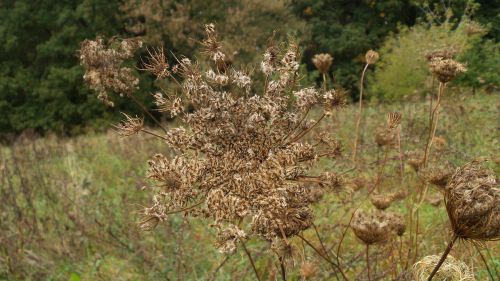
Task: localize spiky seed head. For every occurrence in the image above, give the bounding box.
[445,160,500,241]
[365,50,379,64]
[387,112,402,129]
[312,53,333,74]
[113,113,144,137]
[140,46,170,79]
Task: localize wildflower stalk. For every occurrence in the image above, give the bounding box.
[352,63,369,162]
[140,129,168,141]
[427,233,458,281]
[240,238,262,281]
[422,82,446,166]
[277,254,287,281]
[474,244,495,281]
[129,94,168,133]
[297,233,348,281]
[366,244,372,281]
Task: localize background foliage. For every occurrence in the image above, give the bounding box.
[0,0,498,136]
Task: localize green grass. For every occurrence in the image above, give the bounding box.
[1,92,498,280]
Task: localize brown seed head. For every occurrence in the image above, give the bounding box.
[140,46,170,79]
[370,194,394,210]
[351,210,393,245]
[419,164,454,189]
[387,112,402,129]
[300,261,318,279]
[113,113,144,137]
[429,58,467,83]
[425,48,457,61]
[413,255,475,281]
[312,53,333,74]
[365,50,379,64]
[445,160,499,240]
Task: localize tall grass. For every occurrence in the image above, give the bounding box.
[1,93,498,280]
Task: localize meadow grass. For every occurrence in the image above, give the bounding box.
[0,92,498,281]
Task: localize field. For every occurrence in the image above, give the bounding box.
[1,92,498,281]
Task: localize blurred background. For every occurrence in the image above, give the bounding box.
[0,0,498,139]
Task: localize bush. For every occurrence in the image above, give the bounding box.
[369,18,484,101]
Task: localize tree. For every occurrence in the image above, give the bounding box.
[0,0,139,136]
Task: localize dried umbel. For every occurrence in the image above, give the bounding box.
[425,48,457,61]
[113,113,144,137]
[79,37,143,107]
[388,212,406,236]
[419,165,453,189]
[365,50,379,65]
[370,194,394,210]
[80,24,346,252]
[445,160,499,240]
[413,255,475,281]
[300,261,318,279]
[374,125,396,147]
[351,210,394,245]
[387,112,402,129]
[428,58,467,83]
[312,53,333,74]
[406,150,424,171]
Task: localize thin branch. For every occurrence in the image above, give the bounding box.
[240,239,262,281]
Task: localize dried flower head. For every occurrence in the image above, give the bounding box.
[388,212,406,236]
[312,53,333,74]
[445,160,499,240]
[113,113,144,137]
[365,50,379,65]
[370,194,394,210]
[214,224,247,254]
[387,112,402,129]
[374,125,396,147]
[80,37,142,106]
[300,261,318,279]
[406,150,424,171]
[413,255,476,281]
[425,48,457,61]
[140,46,170,79]
[419,164,453,189]
[323,89,347,112]
[429,58,467,83]
[90,24,348,251]
[351,210,393,245]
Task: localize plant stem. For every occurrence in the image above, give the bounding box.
[278,254,287,281]
[474,244,495,281]
[129,94,168,133]
[297,233,348,281]
[240,239,262,281]
[352,63,370,162]
[366,244,372,281]
[427,234,458,281]
[422,82,445,167]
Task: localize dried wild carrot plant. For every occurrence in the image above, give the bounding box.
[80,24,346,279]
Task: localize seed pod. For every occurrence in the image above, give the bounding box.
[413,255,475,281]
[365,50,379,65]
[445,160,499,241]
[312,53,333,74]
[351,210,393,245]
